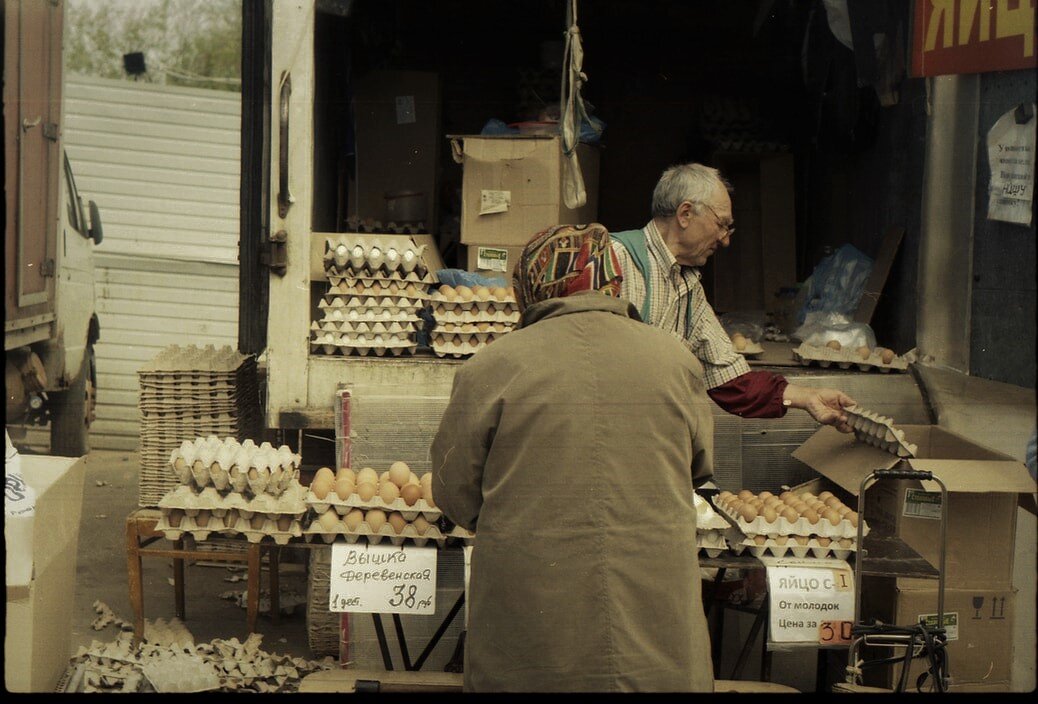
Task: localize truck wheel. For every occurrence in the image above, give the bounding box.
[50,345,95,456]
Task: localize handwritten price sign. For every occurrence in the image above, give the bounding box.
[329,542,437,614]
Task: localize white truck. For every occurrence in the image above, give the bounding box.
[4,0,102,455]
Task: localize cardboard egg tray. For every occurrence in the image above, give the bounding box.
[734,341,764,356]
[696,530,728,558]
[318,307,421,324]
[322,235,430,278]
[716,501,867,541]
[318,294,426,314]
[172,462,298,497]
[429,290,516,307]
[444,524,476,543]
[725,529,856,560]
[433,321,515,334]
[305,490,441,522]
[311,320,419,335]
[303,520,446,547]
[138,344,254,374]
[430,335,503,359]
[156,509,304,545]
[328,271,435,291]
[159,484,307,518]
[793,342,908,373]
[430,298,520,317]
[431,306,520,324]
[309,338,418,357]
[844,405,918,457]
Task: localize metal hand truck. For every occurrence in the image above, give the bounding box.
[844,468,951,693]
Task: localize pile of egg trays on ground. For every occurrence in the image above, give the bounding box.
[713,488,868,560]
[304,462,444,546]
[155,437,306,544]
[792,342,908,373]
[844,405,918,458]
[312,236,435,357]
[137,345,260,507]
[693,492,735,557]
[428,284,520,357]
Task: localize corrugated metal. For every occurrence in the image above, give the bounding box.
[63,74,241,451]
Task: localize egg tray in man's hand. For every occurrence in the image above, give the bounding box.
[304,507,445,547]
[844,405,918,458]
[725,530,857,560]
[714,489,867,541]
[793,342,908,373]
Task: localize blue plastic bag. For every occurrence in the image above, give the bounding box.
[796,244,873,326]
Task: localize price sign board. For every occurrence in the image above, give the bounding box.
[761,556,854,645]
[329,542,437,614]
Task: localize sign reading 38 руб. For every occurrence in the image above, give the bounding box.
[329,542,437,614]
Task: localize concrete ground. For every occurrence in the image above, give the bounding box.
[72,450,316,661]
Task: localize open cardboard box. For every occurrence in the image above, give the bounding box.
[793,425,1036,588]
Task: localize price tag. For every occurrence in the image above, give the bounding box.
[329,542,437,614]
[819,620,854,645]
[762,556,855,645]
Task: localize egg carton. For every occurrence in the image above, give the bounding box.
[428,290,517,306]
[318,307,422,324]
[696,529,728,558]
[726,530,856,560]
[733,341,764,356]
[328,271,435,288]
[433,321,516,335]
[327,279,430,299]
[844,405,918,458]
[173,462,299,496]
[157,509,303,544]
[717,503,868,540]
[444,524,476,543]
[158,484,307,518]
[138,345,254,374]
[311,320,419,335]
[312,341,418,357]
[430,338,498,358]
[303,520,446,547]
[694,493,733,531]
[322,236,430,277]
[793,342,908,373]
[318,294,426,314]
[141,652,222,693]
[430,298,519,315]
[305,491,441,521]
[432,306,521,324]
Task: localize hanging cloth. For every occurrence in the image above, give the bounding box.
[559,0,596,210]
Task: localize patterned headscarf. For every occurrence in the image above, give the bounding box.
[512,223,623,312]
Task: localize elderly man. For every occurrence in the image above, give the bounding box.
[610,163,856,428]
[432,224,715,692]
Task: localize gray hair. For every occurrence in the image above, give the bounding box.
[651,163,732,218]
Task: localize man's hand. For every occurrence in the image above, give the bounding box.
[783,383,856,433]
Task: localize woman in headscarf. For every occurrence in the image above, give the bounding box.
[431,223,715,692]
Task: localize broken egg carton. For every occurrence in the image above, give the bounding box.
[694,492,733,532]
[319,294,426,315]
[793,342,908,373]
[726,530,856,560]
[844,405,918,458]
[304,508,446,547]
[323,236,430,277]
[714,489,868,541]
[141,652,221,693]
[170,438,301,496]
[327,276,432,299]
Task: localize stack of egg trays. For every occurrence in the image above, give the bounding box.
[844,405,918,458]
[443,524,476,545]
[137,345,260,507]
[428,290,520,358]
[716,499,868,561]
[311,235,436,357]
[304,483,444,547]
[792,342,908,373]
[694,493,735,557]
[155,483,308,545]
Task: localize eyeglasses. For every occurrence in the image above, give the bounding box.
[700,203,735,239]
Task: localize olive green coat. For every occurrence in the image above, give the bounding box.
[431,293,715,692]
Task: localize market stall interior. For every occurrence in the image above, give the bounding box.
[7,0,1036,695]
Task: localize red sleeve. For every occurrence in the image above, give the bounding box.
[707,371,789,418]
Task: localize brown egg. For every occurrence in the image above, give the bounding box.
[379,481,401,504]
[412,515,431,535]
[780,507,800,523]
[838,538,853,548]
[753,535,767,546]
[420,472,433,491]
[739,504,759,522]
[791,501,810,514]
[251,515,267,530]
[318,509,340,532]
[818,491,834,501]
[816,536,832,547]
[311,475,333,500]
[400,483,422,507]
[336,467,356,483]
[737,489,754,501]
[758,491,775,501]
[728,499,744,513]
[195,512,211,528]
[438,285,456,300]
[732,333,747,351]
[857,346,872,360]
[356,467,379,485]
[764,496,784,508]
[824,496,843,509]
[356,481,378,501]
[388,461,412,488]
[783,494,800,506]
[718,490,733,503]
[837,505,853,517]
[761,506,779,523]
[408,472,420,486]
[747,497,764,508]
[794,535,810,545]
[473,285,491,300]
[455,285,474,301]
[344,509,365,531]
[846,512,859,528]
[277,516,293,531]
[826,340,842,351]
[387,512,407,534]
[801,508,820,525]
[822,509,842,526]
[778,491,794,502]
[334,478,355,500]
[422,483,437,508]
[379,470,391,485]
[799,492,816,502]
[772,535,789,546]
[881,348,896,364]
[315,467,335,484]
[365,509,387,532]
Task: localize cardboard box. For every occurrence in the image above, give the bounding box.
[860,583,1016,692]
[5,454,86,692]
[464,244,524,281]
[450,135,600,246]
[352,71,441,227]
[793,425,1036,588]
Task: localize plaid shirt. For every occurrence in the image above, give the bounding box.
[611,221,751,389]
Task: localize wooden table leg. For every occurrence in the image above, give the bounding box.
[125,515,145,643]
[172,537,186,620]
[269,546,281,625]
[246,542,261,634]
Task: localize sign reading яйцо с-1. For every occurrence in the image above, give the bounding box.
[912,0,1036,77]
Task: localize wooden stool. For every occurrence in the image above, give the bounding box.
[125,508,280,641]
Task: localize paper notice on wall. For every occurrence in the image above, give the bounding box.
[762,556,855,644]
[479,190,511,215]
[987,104,1035,225]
